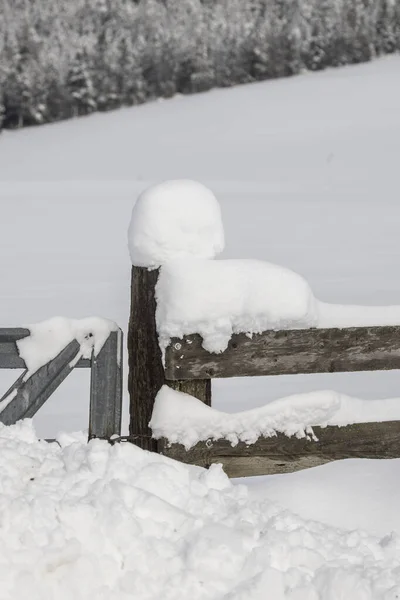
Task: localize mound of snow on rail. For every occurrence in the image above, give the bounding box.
[17,316,118,375]
[156,259,317,354]
[128,180,224,269]
[151,386,400,448]
[127,180,400,354]
[2,420,400,600]
[156,258,400,354]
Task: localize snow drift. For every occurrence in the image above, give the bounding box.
[1,420,400,600]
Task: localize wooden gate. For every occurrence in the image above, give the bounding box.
[0,327,123,440]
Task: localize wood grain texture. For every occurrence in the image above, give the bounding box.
[0,342,26,368]
[0,328,30,342]
[213,456,330,477]
[128,267,163,451]
[128,267,211,451]
[168,380,211,406]
[159,420,400,476]
[165,326,400,380]
[89,329,123,439]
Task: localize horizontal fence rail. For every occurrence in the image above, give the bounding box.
[159,421,400,477]
[165,326,400,380]
[162,326,400,476]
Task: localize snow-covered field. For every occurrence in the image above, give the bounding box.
[1,55,400,597]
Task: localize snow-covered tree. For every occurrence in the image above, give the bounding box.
[0,0,399,130]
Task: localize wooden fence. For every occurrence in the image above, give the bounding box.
[128,266,400,477]
[0,327,123,440]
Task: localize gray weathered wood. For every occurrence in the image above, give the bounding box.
[159,420,400,476]
[128,267,211,451]
[89,329,123,439]
[165,326,400,380]
[0,340,80,425]
[0,329,31,368]
[0,328,30,342]
[168,380,211,405]
[211,455,331,477]
[0,342,26,368]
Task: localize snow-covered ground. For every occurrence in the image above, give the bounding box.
[1,55,400,593]
[3,421,400,600]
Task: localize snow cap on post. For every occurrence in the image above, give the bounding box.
[128,180,225,268]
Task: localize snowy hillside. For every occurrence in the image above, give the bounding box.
[1,57,400,591]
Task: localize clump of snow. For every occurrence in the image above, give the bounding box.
[128,180,224,268]
[2,419,400,599]
[156,258,317,354]
[151,386,400,449]
[156,258,400,355]
[17,316,118,375]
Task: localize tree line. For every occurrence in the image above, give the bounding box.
[0,0,399,130]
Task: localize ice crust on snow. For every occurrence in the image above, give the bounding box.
[156,258,317,354]
[16,316,118,375]
[128,180,225,268]
[2,419,400,600]
[151,386,400,449]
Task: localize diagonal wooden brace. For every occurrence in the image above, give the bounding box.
[0,340,81,426]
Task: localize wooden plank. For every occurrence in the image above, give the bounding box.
[214,456,331,477]
[0,329,31,369]
[89,329,123,439]
[168,380,211,405]
[0,328,30,342]
[76,358,91,368]
[159,420,400,476]
[0,342,26,368]
[128,267,211,451]
[165,326,400,380]
[0,340,80,425]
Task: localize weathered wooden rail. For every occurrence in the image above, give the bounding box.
[0,327,123,439]
[165,326,400,379]
[128,266,400,477]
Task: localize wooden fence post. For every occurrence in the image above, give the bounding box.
[128,266,211,451]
